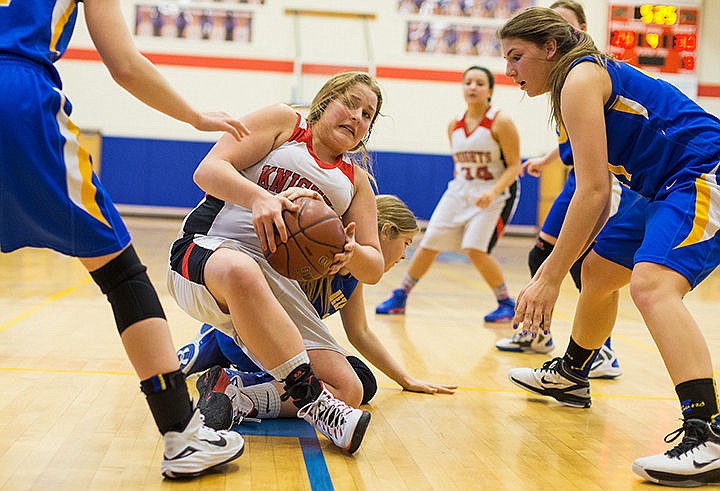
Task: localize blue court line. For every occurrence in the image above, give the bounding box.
[235,419,334,491]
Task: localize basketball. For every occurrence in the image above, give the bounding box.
[264,197,346,281]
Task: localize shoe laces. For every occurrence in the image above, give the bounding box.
[298,391,351,436]
[664,419,710,458]
[539,357,563,373]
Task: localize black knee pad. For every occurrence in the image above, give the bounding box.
[528,237,553,277]
[347,355,377,405]
[90,245,165,334]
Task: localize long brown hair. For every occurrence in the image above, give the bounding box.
[498,7,612,129]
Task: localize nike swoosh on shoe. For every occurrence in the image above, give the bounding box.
[200,435,228,447]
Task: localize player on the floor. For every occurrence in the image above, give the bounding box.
[167,72,391,454]
[177,194,456,426]
[495,0,644,380]
[0,0,251,479]
[499,7,720,486]
[376,65,521,323]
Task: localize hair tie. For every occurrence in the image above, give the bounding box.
[573,27,579,34]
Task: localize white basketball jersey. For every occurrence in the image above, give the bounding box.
[450,106,506,184]
[180,114,356,250]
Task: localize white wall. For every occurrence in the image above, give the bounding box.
[57,0,719,159]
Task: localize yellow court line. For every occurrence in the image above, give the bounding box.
[0,366,135,377]
[377,384,676,401]
[0,276,94,333]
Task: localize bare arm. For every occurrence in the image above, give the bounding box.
[341,285,456,394]
[83,0,248,140]
[514,62,612,334]
[193,103,300,251]
[338,172,384,284]
[521,147,562,177]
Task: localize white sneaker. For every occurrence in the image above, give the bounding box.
[633,419,720,486]
[161,409,245,479]
[508,357,591,408]
[496,331,555,354]
[297,383,371,454]
[588,345,622,379]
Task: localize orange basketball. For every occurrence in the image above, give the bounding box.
[264,197,346,281]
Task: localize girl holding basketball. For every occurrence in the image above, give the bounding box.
[176,193,456,427]
[167,72,385,454]
[498,7,720,486]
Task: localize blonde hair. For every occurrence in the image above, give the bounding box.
[498,7,612,130]
[376,194,419,239]
[305,71,383,179]
[301,194,417,317]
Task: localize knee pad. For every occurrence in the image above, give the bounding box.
[90,245,165,334]
[347,355,377,405]
[528,237,553,277]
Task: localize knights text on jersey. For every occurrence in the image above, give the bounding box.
[179,114,356,249]
[450,106,506,183]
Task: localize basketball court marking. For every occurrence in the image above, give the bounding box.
[235,419,334,491]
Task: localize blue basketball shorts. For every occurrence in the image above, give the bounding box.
[540,169,576,239]
[0,57,130,257]
[632,162,720,288]
[592,190,648,270]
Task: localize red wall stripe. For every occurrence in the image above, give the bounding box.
[63,47,719,97]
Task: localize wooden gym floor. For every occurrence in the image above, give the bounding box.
[1,215,719,490]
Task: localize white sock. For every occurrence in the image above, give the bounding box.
[239,382,282,418]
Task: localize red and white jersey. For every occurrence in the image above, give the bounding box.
[179,113,355,249]
[450,106,506,185]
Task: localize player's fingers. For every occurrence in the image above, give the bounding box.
[255,222,269,253]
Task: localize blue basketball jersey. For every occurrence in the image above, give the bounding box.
[0,0,79,78]
[0,0,130,256]
[314,274,359,318]
[573,57,720,198]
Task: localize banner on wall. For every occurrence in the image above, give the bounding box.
[399,0,536,56]
[135,3,260,43]
[607,1,701,99]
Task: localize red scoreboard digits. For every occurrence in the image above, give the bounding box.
[607,3,699,74]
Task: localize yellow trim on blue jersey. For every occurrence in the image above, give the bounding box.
[676,169,720,249]
[609,95,649,120]
[557,123,568,144]
[50,0,75,56]
[0,0,12,6]
[54,89,111,228]
[608,163,632,182]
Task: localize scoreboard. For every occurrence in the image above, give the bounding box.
[607,2,700,97]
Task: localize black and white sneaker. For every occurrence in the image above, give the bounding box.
[161,409,244,479]
[508,357,591,408]
[197,366,257,429]
[633,419,720,487]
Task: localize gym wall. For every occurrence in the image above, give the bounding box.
[58,0,720,231]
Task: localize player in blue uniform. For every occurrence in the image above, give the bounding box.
[500,7,720,486]
[178,194,456,427]
[0,0,250,479]
[495,1,645,382]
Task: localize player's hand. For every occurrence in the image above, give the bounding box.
[520,157,545,177]
[475,189,497,209]
[328,222,356,275]
[401,376,457,395]
[252,194,298,253]
[512,276,560,338]
[193,111,251,142]
[278,187,322,202]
